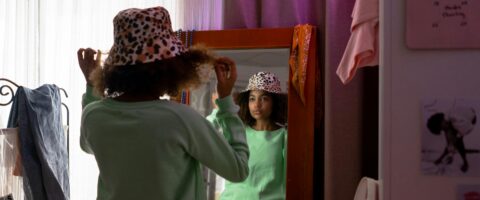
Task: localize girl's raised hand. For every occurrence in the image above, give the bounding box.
[77,48,101,86]
[214,57,237,98]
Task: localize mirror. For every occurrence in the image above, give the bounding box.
[205,48,290,199]
[183,27,319,200]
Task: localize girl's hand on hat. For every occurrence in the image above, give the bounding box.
[214,57,237,99]
[77,48,101,86]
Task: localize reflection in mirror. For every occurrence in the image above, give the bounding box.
[194,48,289,200]
[187,27,317,200]
[214,48,289,93]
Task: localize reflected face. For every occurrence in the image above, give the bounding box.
[248,90,273,121]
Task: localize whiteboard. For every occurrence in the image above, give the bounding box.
[406,0,480,49]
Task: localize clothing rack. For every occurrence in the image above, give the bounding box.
[1,77,70,200]
[0,78,70,153]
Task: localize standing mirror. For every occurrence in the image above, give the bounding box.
[182,28,319,200]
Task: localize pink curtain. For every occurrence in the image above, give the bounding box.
[223,0,322,28]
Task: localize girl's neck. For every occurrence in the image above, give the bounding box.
[113,93,159,102]
[252,120,279,131]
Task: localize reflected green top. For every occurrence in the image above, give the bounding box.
[208,109,287,200]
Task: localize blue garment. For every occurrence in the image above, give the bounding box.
[7,84,69,200]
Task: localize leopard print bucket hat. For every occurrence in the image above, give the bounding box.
[243,71,283,94]
[104,7,186,66]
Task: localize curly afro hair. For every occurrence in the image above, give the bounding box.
[90,45,214,98]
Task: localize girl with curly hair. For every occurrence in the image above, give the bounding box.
[77,6,249,200]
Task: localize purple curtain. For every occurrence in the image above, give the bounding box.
[325,0,379,200]
[327,0,355,69]
[223,0,322,28]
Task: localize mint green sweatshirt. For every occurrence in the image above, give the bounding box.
[207,110,287,200]
[81,86,249,200]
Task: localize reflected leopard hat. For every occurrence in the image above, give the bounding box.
[243,71,283,94]
[104,6,186,66]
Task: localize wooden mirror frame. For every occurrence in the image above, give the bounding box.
[181,27,319,200]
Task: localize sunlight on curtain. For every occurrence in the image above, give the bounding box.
[0,0,39,88]
[1,0,224,199]
[1,1,180,199]
[178,0,223,30]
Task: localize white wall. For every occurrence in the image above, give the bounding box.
[380,0,480,199]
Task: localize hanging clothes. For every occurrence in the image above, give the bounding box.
[336,0,379,84]
[7,84,69,200]
[353,177,378,200]
[0,128,24,200]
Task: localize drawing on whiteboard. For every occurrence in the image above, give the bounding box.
[432,0,469,28]
[406,0,480,48]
